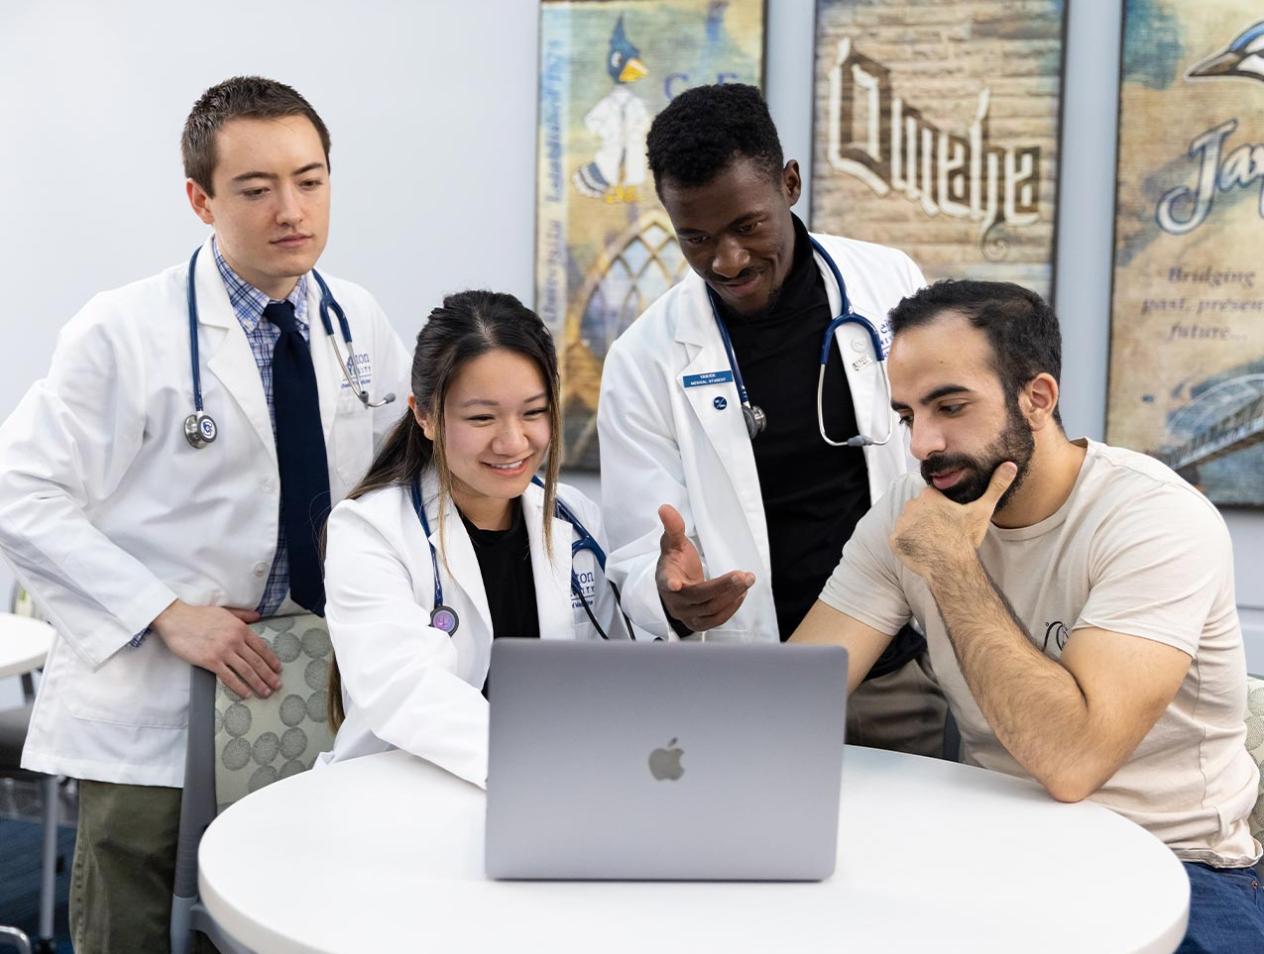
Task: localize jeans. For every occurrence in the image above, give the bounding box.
[1178,861,1264,953]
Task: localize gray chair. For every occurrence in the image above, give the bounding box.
[170,614,335,954]
[1244,675,1264,876]
[0,588,61,954]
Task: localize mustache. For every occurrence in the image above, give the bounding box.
[920,452,980,484]
[709,269,760,286]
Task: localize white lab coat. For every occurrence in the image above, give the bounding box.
[597,232,924,642]
[321,474,629,787]
[0,236,412,787]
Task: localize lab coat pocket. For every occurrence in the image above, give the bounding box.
[64,640,189,728]
[330,396,374,491]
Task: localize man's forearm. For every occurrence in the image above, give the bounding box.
[927,555,1095,798]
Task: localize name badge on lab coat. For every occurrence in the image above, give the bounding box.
[682,370,734,389]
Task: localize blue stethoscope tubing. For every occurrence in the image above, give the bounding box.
[410,475,632,641]
[183,245,393,448]
[706,237,894,448]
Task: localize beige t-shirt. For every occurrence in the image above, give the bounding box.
[821,438,1260,866]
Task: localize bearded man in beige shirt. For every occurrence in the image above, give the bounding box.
[792,279,1262,952]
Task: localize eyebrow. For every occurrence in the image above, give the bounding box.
[458,392,549,409]
[230,162,326,184]
[890,384,974,412]
[676,211,762,236]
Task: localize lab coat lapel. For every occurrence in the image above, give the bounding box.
[673,276,767,562]
[522,484,573,640]
[305,277,340,442]
[198,237,277,465]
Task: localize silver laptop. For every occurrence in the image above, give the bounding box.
[485,639,848,881]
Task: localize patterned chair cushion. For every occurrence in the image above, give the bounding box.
[1246,676,1264,846]
[213,614,334,813]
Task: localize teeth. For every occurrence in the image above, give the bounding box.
[487,460,525,470]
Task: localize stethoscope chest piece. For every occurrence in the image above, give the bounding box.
[430,605,460,636]
[184,411,218,449]
[742,403,767,439]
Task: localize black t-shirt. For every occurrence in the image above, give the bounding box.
[719,215,923,678]
[460,500,539,696]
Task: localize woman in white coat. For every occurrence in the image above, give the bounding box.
[321,290,629,786]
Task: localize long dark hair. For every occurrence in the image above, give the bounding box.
[328,290,563,728]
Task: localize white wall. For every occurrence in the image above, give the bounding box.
[0,0,1260,711]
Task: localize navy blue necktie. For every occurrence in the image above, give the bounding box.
[264,300,330,615]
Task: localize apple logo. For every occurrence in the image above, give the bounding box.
[648,738,685,781]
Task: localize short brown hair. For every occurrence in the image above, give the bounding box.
[181,76,331,195]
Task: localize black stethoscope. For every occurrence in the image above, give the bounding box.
[182,245,396,449]
[410,475,629,640]
[706,237,894,447]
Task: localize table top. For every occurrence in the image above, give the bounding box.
[0,613,54,679]
[200,745,1190,954]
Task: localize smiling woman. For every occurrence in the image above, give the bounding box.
[319,289,631,787]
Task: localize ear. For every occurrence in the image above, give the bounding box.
[782,160,802,207]
[186,179,215,226]
[1021,373,1060,431]
[408,393,436,442]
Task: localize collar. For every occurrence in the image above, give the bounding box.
[211,236,309,334]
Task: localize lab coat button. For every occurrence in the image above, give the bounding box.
[253,562,269,577]
[851,339,866,352]
[263,480,277,494]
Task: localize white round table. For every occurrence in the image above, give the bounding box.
[199,746,1190,954]
[0,612,54,679]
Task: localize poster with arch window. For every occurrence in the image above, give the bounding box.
[809,0,1066,299]
[1107,1,1264,506]
[535,0,766,469]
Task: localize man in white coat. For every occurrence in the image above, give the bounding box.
[0,77,410,951]
[598,83,945,753]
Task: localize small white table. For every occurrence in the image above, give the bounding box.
[199,746,1189,953]
[0,613,54,679]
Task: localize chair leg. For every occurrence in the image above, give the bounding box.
[37,775,58,950]
[0,924,33,954]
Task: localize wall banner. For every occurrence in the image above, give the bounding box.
[536,0,766,469]
[810,0,1066,299]
[1108,2,1264,506]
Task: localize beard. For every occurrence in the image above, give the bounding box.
[920,400,1035,508]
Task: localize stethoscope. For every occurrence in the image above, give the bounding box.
[410,475,630,640]
[706,237,893,448]
[182,245,396,449]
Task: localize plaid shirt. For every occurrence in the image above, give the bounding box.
[212,238,311,617]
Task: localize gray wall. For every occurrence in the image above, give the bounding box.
[1,0,1260,714]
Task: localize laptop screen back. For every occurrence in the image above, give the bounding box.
[485,640,848,881]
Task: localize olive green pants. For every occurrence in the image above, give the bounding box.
[71,779,214,954]
[846,651,948,759]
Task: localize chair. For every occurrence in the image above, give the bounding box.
[171,614,335,954]
[1244,675,1264,876]
[0,588,62,954]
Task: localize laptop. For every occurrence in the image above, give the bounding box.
[484,639,848,881]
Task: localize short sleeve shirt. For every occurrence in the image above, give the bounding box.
[820,439,1260,866]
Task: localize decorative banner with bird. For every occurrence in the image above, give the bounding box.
[536,0,766,469]
[1108,1,1264,506]
[810,0,1066,300]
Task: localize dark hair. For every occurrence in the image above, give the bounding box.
[646,83,784,191]
[181,76,331,195]
[328,290,563,727]
[888,280,1063,425]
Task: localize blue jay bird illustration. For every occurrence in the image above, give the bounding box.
[574,16,650,203]
[1189,21,1264,82]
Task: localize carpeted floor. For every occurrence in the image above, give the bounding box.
[0,817,74,953]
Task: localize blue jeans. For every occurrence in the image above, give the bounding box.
[1178,862,1264,953]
